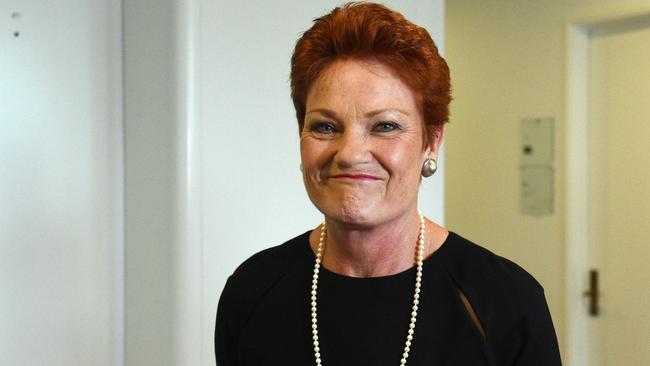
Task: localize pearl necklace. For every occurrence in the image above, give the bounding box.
[310,213,426,366]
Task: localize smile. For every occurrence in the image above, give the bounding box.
[329,174,381,181]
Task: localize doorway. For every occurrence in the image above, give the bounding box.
[566,12,650,366]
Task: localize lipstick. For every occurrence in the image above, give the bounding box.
[330,174,380,180]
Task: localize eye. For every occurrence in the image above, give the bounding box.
[373,121,401,133]
[309,122,337,135]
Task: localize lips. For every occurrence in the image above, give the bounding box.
[329,173,380,180]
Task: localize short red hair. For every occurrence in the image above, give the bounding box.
[290,2,451,147]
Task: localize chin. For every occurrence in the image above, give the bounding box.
[336,208,368,226]
[325,200,379,228]
[307,188,384,227]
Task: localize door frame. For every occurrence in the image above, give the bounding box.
[565,10,650,366]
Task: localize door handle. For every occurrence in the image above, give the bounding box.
[582,269,600,316]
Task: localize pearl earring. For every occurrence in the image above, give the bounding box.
[421,158,437,177]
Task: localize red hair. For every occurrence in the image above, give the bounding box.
[290,2,451,147]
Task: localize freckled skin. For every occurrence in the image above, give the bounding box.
[300,59,442,229]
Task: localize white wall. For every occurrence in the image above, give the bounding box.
[123,0,186,365]
[1,1,445,365]
[199,0,445,364]
[445,0,650,361]
[0,0,123,365]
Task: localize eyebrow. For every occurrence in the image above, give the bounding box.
[305,108,411,119]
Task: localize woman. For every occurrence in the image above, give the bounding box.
[216,3,561,365]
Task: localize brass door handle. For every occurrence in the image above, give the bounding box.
[582,269,600,316]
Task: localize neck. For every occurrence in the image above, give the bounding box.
[319,210,422,277]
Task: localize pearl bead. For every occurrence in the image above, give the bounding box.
[311,213,426,365]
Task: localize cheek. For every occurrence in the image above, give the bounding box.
[300,139,329,176]
[379,142,424,181]
[299,138,314,165]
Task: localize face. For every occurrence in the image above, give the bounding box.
[300,59,443,228]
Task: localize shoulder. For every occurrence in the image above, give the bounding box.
[217,231,312,322]
[440,232,544,300]
[233,231,310,275]
[216,231,312,345]
[437,233,547,332]
[216,231,312,364]
[224,230,312,298]
[439,232,561,364]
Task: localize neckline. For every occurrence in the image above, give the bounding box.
[302,230,455,281]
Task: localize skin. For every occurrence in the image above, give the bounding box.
[300,59,449,277]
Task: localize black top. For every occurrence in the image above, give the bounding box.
[215,231,561,366]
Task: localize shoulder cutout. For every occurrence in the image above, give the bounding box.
[458,289,486,340]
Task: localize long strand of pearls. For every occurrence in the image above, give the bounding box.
[311,213,426,366]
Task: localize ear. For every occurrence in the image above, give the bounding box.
[424,125,445,159]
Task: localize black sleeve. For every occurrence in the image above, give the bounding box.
[215,276,239,366]
[440,234,563,365]
[511,287,562,366]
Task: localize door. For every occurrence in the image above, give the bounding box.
[586,20,650,366]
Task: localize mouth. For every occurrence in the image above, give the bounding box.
[329,174,381,181]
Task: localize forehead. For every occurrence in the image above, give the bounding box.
[306,59,419,115]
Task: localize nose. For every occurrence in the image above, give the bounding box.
[333,128,370,168]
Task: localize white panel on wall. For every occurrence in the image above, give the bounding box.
[123,0,181,364]
[199,1,445,364]
[0,1,123,365]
